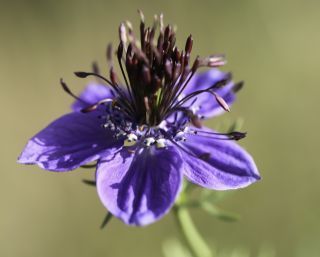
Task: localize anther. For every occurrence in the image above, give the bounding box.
[207,55,226,67]
[233,81,244,93]
[229,131,247,140]
[119,23,127,45]
[74,72,89,78]
[144,137,155,146]
[156,138,166,148]
[106,43,113,67]
[212,92,230,112]
[185,35,193,54]
[127,133,138,142]
[137,9,145,23]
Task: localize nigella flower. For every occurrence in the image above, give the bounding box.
[18,12,260,226]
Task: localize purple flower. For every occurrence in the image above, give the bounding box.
[18,13,259,226]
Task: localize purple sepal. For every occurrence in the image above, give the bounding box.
[96,145,183,226]
[18,112,122,171]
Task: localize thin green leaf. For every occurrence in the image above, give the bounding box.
[82,179,96,186]
[100,212,113,229]
[80,163,97,169]
[200,189,232,203]
[201,202,240,222]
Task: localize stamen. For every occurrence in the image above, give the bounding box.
[74,71,132,110]
[144,137,155,146]
[74,71,113,85]
[172,75,232,109]
[106,43,113,68]
[212,92,230,112]
[191,129,247,141]
[137,9,145,23]
[127,133,138,142]
[92,62,100,75]
[233,81,244,93]
[185,35,193,54]
[198,54,226,67]
[119,23,127,46]
[60,79,88,105]
[81,98,114,113]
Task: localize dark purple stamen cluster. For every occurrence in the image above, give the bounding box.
[71,12,230,127]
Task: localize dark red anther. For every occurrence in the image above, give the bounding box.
[174,47,181,62]
[157,33,164,51]
[92,62,100,75]
[110,67,117,85]
[172,63,181,81]
[169,34,176,50]
[164,25,171,41]
[185,35,193,54]
[191,56,200,72]
[142,65,151,85]
[184,53,190,67]
[162,40,169,53]
[106,43,113,67]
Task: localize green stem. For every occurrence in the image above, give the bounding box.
[173,205,213,257]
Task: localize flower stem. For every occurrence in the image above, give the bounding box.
[173,204,213,257]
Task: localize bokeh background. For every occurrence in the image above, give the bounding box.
[1,0,319,256]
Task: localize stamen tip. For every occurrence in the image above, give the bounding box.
[233,81,244,93]
[74,71,89,78]
[137,9,145,23]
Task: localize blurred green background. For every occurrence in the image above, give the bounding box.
[1,0,319,256]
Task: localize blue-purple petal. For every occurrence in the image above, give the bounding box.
[72,83,115,112]
[181,127,260,190]
[18,112,122,171]
[183,69,236,118]
[96,145,183,226]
